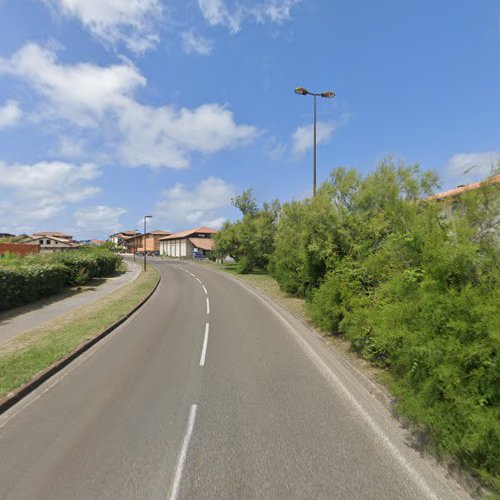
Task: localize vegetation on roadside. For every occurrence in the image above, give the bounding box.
[213,158,500,491]
[0,264,158,399]
[0,246,123,311]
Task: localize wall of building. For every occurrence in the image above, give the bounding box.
[0,243,40,256]
[160,238,191,258]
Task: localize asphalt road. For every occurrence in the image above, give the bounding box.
[0,260,470,499]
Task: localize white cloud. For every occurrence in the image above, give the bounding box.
[291,113,350,156]
[154,177,234,230]
[292,121,335,155]
[198,0,300,33]
[56,136,86,158]
[181,30,214,56]
[42,0,163,54]
[74,205,127,234]
[117,101,257,168]
[0,43,258,169]
[0,161,101,226]
[0,100,22,128]
[0,43,145,126]
[446,151,499,179]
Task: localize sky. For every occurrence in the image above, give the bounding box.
[0,0,499,239]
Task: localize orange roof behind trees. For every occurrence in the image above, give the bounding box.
[426,174,500,201]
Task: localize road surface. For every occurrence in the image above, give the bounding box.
[0,260,469,499]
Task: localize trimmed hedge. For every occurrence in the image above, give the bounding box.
[0,264,68,310]
[0,249,123,311]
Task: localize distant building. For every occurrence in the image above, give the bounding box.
[159,227,218,259]
[32,231,73,242]
[126,230,171,253]
[25,235,80,253]
[108,230,141,248]
[426,174,500,217]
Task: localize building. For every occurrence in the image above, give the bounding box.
[25,235,80,253]
[126,230,171,254]
[0,242,40,256]
[32,231,74,242]
[426,174,500,217]
[159,227,218,258]
[108,230,141,248]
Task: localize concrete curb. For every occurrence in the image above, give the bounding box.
[0,266,161,415]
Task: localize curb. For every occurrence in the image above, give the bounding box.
[0,266,161,415]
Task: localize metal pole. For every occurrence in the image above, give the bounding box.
[313,94,317,198]
[143,217,147,272]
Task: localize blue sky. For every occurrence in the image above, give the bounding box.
[0,0,498,239]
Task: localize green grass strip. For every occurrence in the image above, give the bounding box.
[0,265,159,399]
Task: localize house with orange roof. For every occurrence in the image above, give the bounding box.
[125,230,171,254]
[159,227,218,258]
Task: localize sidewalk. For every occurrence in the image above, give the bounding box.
[0,260,141,344]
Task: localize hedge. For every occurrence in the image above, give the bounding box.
[0,264,68,310]
[0,249,123,311]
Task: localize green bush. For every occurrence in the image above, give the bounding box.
[0,264,68,310]
[221,158,500,489]
[0,248,123,310]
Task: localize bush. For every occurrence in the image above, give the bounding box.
[0,248,123,310]
[0,264,68,310]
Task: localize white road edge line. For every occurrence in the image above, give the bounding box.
[168,403,198,500]
[232,278,440,500]
[206,297,210,315]
[199,323,209,366]
[202,285,208,295]
[189,272,195,277]
[196,277,201,284]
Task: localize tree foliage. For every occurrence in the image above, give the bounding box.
[215,158,500,489]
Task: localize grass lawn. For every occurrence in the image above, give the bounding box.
[0,265,159,399]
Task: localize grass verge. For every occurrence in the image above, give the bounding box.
[0,264,159,399]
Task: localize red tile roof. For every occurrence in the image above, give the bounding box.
[159,227,218,241]
[427,174,500,201]
[188,238,214,251]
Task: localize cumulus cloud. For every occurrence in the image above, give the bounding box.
[198,0,301,32]
[181,30,214,55]
[0,43,258,169]
[154,177,234,230]
[292,113,350,156]
[0,100,22,128]
[446,151,499,180]
[74,205,127,234]
[292,121,336,155]
[0,161,101,226]
[42,0,163,54]
[56,136,86,158]
[118,101,258,168]
[0,43,145,126]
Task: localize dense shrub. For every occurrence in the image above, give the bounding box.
[217,157,500,489]
[0,247,123,310]
[0,264,68,310]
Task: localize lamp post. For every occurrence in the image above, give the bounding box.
[143,215,152,271]
[294,87,335,197]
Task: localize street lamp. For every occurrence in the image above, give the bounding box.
[294,86,335,197]
[143,215,152,271]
